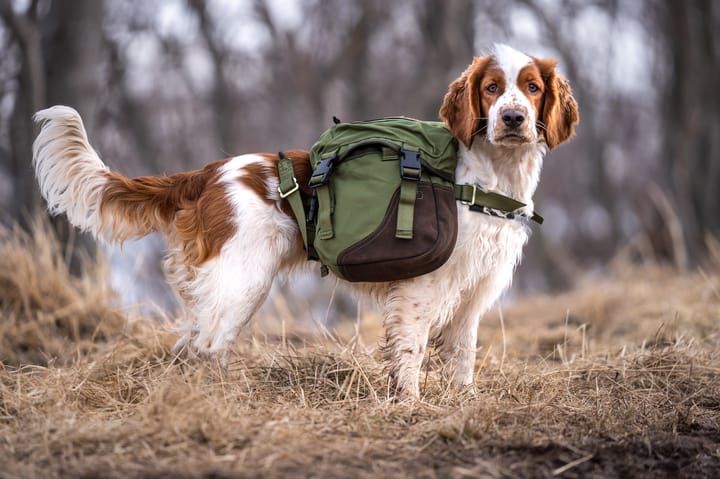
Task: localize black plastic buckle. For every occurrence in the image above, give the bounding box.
[307,190,318,223]
[309,156,335,188]
[399,148,422,180]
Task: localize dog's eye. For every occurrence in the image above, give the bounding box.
[528,82,541,94]
[485,83,498,94]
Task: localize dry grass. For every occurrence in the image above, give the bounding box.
[1,223,719,478]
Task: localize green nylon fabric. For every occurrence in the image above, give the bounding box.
[312,117,458,181]
[454,184,526,211]
[308,117,458,279]
[277,157,308,246]
[396,178,418,239]
[453,184,544,223]
[315,185,334,239]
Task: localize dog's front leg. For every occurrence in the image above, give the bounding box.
[381,280,436,399]
[436,273,510,388]
[435,298,483,388]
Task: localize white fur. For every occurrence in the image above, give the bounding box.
[31,45,572,399]
[487,44,539,145]
[176,155,302,355]
[32,106,110,236]
[492,44,533,86]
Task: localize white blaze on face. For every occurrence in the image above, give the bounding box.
[487,44,538,143]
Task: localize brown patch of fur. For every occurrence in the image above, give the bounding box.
[174,172,236,266]
[477,62,507,126]
[237,161,275,205]
[100,159,236,265]
[534,57,580,149]
[439,56,493,148]
[517,63,546,117]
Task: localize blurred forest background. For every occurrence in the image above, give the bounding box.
[0,0,718,315]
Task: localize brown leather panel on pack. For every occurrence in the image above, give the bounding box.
[337,183,458,282]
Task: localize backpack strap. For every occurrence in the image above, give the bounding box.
[454,184,544,224]
[277,152,310,248]
[395,147,422,239]
[309,155,336,240]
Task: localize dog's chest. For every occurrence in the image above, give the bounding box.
[447,206,530,289]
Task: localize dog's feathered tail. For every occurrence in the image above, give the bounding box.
[32,105,213,243]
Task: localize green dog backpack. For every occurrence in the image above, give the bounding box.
[309,117,459,282]
[277,117,544,283]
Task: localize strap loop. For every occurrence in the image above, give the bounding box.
[460,184,477,206]
[277,176,299,198]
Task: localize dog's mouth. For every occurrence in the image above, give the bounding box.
[495,132,532,144]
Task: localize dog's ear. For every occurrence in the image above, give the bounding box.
[439,56,492,148]
[536,59,579,149]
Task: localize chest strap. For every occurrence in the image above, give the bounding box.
[454,184,544,224]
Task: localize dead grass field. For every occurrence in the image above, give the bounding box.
[1,223,719,478]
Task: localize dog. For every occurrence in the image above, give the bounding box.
[32,44,578,398]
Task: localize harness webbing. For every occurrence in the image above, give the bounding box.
[277,152,310,249]
[454,184,544,224]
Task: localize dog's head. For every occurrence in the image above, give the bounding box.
[439,44,579,150]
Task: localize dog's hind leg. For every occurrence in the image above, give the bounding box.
[187,239,280,359]
[173,155,303,361]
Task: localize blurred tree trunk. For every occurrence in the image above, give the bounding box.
[519,0,623,258]
[416,0,475,119]
[0,0,45,225]
[187,0,234,151]
[654,1,719,267]
[0,0,104,271]
[342,2,375,120]
[42,0,104,133]
[42,0,105,270]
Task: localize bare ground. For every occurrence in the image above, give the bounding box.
[1,223,719,478]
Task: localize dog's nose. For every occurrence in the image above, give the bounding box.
[502,110,525,129]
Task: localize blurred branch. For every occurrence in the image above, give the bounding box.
[518,0,623,255]
[0,0,44,111]
[186,0,233,150]
[104,33,160,173]
[415,0,475,118]
[0,0,44,222]
[253,0,278,40]
[653,0,720,265]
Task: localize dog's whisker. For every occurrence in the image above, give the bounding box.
[471,125,488,137]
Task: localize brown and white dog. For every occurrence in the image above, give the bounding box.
[32,44,578,398]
